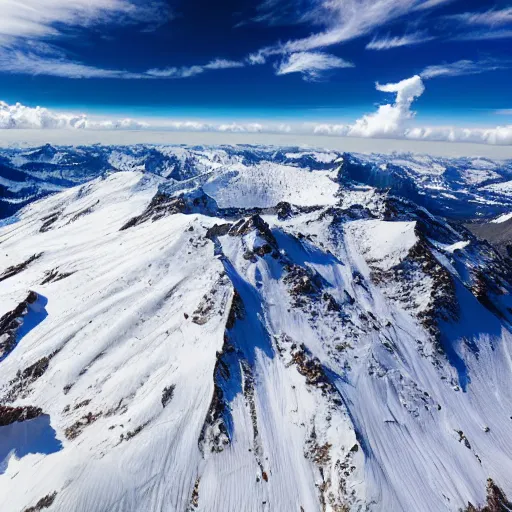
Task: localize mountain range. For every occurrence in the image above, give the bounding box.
[1,144,512,511]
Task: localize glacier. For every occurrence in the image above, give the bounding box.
[0,144,512,511]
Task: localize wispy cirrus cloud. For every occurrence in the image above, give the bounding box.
[0,44,245,80]
[0,0,172,43]
[420,58,508,79]
[446,7,512,27]
[275,51,354,80]
[446,7,512,41]
[250,0,451,59]
[145,59,245,79]
[366,31,434,50]
[0,46,143,79]
[0,0,178,79]
[454,29,512,41]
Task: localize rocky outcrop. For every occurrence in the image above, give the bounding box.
[2,350,59,403]
[464,479,512,512]
[23,492,57,512]
[0,405,42,426]
[0,290,39,360]
[120,190,218,230]
[0,254,42,282]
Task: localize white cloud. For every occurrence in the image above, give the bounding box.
[1,96,511,146]
[420,59,507,79]
[454,29,512,41]
[276,0,451,53]
[0,0,176,80]
[405,126,512,145]
[0,47,245,80]
[275,51,354,80]
[0,48,144,79]
[0,101,292,133]
[0,101,148,129]
[310,75,512,145]
[348,75,425,138]
[0,0,170,43]
[246,0,450,67]
[447,7,512,27]
[366,32,434,50]
[312,120,512,146]
[447,7,512,41]
[146,59,245,79]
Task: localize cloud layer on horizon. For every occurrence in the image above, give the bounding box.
[1,89,511,146]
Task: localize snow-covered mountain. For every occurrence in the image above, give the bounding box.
[1,145,512,512]
[1,144,512,221]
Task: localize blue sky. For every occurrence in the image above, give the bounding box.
[0,0,511,140]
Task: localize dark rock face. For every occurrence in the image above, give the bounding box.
[120,190,219,230]
[0,405,42,426]
[465,479,512,512]
[467,217,512,260]
[229,215,277,247]
[40,212,60,232]
[23,492,58,512]
[120,193,187,230]
[161,385,175,408]
[226,290,245,330]
[198,347,232,454]
[283,264,330,309]
[199,289,246,455]
[64,410,102,440]
[2,351,59,403]
[41,268,74,285]
[0,253,42,283]
[227,214,280,261]
[276,201,292,220]
[205,223,232,240]
[0,291,39,360]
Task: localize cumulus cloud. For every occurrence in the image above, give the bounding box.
[420,59,507,79]
[310,76,512,145]
[348,75,425,138]
[0,101,293,133]
[1,96,511,146]
[0,101,148,129]
[275,51,354,80]
[366,32,434,50]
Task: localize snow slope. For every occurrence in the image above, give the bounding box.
[1,147,512,511]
